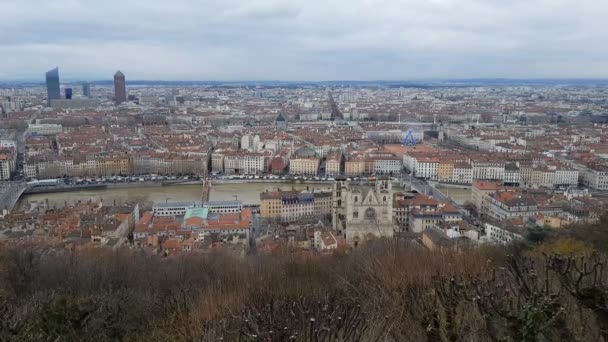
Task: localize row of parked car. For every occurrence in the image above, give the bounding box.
[27,174,200,185]
[215,174,335,181]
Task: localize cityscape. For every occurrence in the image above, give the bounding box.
[1,68,607,255]
[2,0,608,340]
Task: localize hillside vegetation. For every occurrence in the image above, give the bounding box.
[0,236,607,341]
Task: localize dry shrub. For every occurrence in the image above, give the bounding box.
[0,240,606,341]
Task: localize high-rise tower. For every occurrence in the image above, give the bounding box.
[82,81,91,97]
[45,67,61,106]
[113,71,127,104]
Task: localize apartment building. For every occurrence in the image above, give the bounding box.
[471,181,504,214]
[369,154,402,175]
[452,162,473,184]
[472,161,505,181]
[521,164,579,188]
[345,159,365,177]
[223,152,266,175]
[289,146,320,176]
[581,166,608,191]
[325,152,342,177]
[211,151,225,173]
[485,223,524,245]
[484,191,564,221]
[260,190,332,222]
[0,154,11,180]
[415,157,440,180]
[289,158,320,176]
[502,163,520,185]
[437,161,454,182]
[393,192,462,233]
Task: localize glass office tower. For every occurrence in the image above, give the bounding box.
[45,67,61,106]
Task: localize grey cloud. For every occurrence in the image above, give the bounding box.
[1,0,608,80]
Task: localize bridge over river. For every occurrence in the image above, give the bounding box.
[0,182,27,214]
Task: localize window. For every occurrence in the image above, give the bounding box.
[365,208,376,220]
[353,211,359,219]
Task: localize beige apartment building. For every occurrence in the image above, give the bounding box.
[345,159,365,177]
[289,158,320,176]
[260,190,332,222]
[325,151,342,177]
[437,161,454,182]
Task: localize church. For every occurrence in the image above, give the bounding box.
[332,177,396,244]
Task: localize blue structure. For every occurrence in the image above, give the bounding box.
[45,67,61,106]
[403,129,417,146]
[65,88,72,99]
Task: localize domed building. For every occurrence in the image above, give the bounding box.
[289,146,320,176]
[275,112,287,130]
[294,145,316,158]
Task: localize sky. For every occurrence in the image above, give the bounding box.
[1,0,608,81]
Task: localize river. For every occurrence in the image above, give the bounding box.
[17,181,471,210]
[17,182,333,209]
[434,185,472,205]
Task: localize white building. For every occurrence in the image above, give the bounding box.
[224,153,266,175]
[0,156,11,180]
[452,163,473,184]
[415,157,440,180]
[372,156,402,175]
[582,167,608,190]
[485,223,524,245]
[554,169,579,187]
[503,163,521,184]
[472,161,505,181]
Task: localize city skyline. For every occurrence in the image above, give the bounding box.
[9,72,608,85]
[1,1,608,81]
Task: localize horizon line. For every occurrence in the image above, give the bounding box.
[4,77,608,84]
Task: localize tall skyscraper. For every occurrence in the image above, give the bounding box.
[45,67,61,106]
[65,88,73,100]
[82,81,91,97]
[113,71,127,104]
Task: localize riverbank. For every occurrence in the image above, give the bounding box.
[431,182,472,189]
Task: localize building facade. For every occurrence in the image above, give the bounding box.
[333,178,395,243]
[289,158,320,176]
[260,190,332,222]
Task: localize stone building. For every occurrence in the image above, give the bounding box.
[332,177,395,244]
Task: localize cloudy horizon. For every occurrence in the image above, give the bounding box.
[1,0,608,81]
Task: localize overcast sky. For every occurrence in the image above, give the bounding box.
[1,0,607,81]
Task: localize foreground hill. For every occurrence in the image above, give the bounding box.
[0,238,606,341]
